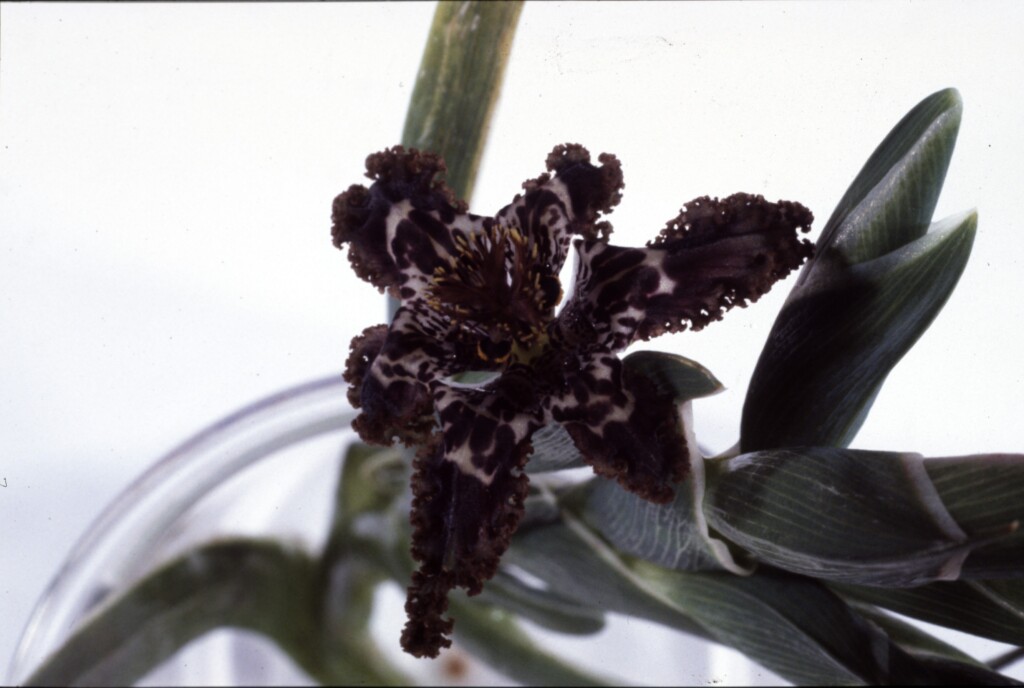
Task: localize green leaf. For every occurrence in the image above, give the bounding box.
[579,474,737,573]
[508,495,1021,685]
[627,561,1015,686]
[451,596,613,687]
[815,88,962,264]
[741,88,975,452]
[23,539,407,687]
[742,208,976,451]
[527,422,588,473]
[834,580,1024,647]
[861,607,1021,685]
[845,599,1024,684]
[703,448,1018,586]
[475,568,607,636]
[506,506,712,640]
[620,350,724,402]
[848,601,981,665]
[926,454,1024,577]
[577,455,752,575]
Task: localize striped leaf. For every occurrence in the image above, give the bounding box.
[704,448,1024,585]
[834,580,1024,647]
[741,89,976,451]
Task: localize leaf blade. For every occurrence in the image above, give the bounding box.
[742,210,977,450]
[703,448,1024,586]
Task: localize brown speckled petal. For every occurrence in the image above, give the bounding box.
[331,146,486,299]
[493,144,625,280]
[545,352,688,504]
[402,382,537,658]
[557,193,814,352]
[345,305,457,447]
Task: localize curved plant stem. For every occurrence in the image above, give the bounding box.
[402,0,524,202]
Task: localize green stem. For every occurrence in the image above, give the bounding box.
[390,1,523,319]
[402,0,524,202]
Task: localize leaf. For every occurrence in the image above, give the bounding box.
[579,472,736,573]
[450,595,613,687]
[506,505,712,640]
[815,88,962,264]
[834,579,1024,647]
[578,451,752,575]
[23,539,407,687]
[848,602,1024,685]
[742,209,976,451]
[508,495,1022,685]
[703,448,1017,586]
[620,350,724,402]
[926,454,1024,577]
[741,88,975,452]
[847,601,981,665]
[628,560,1022,686]
[475,568,607,636]
[527,422,588,473]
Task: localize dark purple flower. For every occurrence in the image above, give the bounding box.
[332,144,813,657]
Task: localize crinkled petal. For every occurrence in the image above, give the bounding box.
[346,305,459,447]
[331,146,488,299]
[544,351,688,504]
[402,381,538,658]
[556,193,814,351]
[494,143,624,282]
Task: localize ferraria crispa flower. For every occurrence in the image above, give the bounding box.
[331,144,814,657]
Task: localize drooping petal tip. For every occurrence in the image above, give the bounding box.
[331,146,467,293]
[344,319,437,447]
[403,431,532,658]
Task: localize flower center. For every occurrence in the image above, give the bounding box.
[426,222,561,364]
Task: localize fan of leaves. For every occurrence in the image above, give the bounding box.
[25,86,1024,688]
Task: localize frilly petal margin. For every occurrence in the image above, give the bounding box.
[557,193,814,352]
[332,144,626,303]
[343,306,456,447]
[544,352,689,504]
[332,147,469,296]
[402,384,537,658]
[642,194,814,339]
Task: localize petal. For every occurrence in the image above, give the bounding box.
[544,351,689,504]
[402,381,538,658]
[494,144,624,282]
[345,305,460,447]
[331,146,487,299]
[557,193,814,351]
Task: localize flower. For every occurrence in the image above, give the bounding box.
[332,144,814,657]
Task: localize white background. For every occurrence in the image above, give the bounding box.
[2,1,1023,684]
